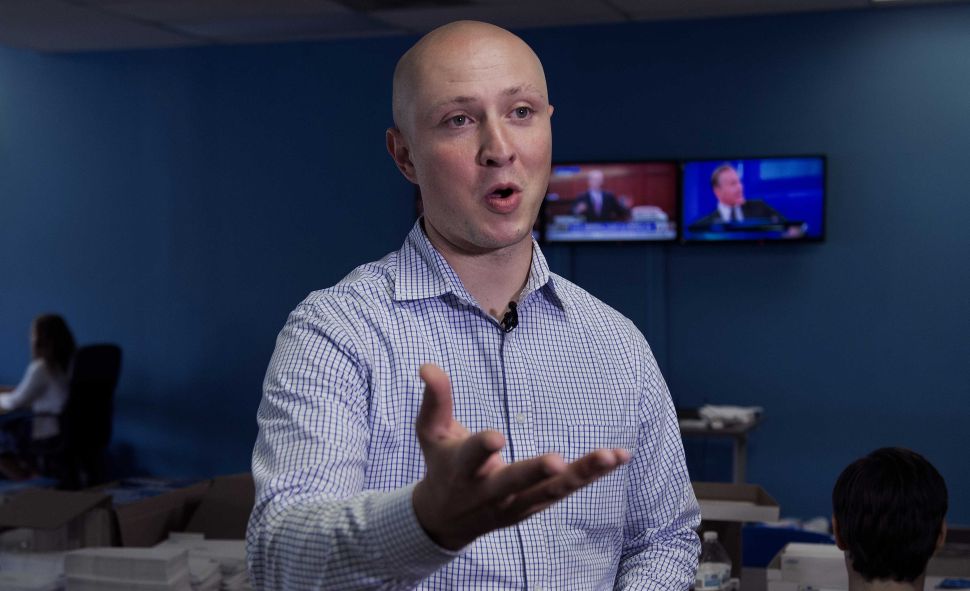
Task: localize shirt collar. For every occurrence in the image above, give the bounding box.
[393,219,563,311]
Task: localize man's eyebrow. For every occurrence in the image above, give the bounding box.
[503,84,546,99]
[437,95,476,106]
[430,85,547,112]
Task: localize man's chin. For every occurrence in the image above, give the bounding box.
[478,232,534,253]
[467,224,536,254]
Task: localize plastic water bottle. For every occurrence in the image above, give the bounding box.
[695,531,732,591]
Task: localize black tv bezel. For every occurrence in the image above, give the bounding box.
[542,159,681,244]
[677,154,827,245]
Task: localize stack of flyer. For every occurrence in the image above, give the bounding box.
[766,542,847,591]
[157,533,252,591]
[188,556,222,591]
[49,534,251,591]
[0,572,61,591]
[64,546,192,591]
[0,551,65,590]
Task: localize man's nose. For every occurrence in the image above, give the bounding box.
[477,119,515,167]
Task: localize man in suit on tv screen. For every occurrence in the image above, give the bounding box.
[571,168,630,222]
[689,164,789,232]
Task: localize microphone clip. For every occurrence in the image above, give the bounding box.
[501,301,518,333]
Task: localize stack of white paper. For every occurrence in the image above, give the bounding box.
[157,533,251,591]
[64,546,191,591]
[0,549,65,590]
[698,404,763,426]
[221,568,254,591]
[0,571,61,591]
[778,542,847,590]
[189,557,222,591]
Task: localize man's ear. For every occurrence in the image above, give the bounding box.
[386,127,417,183]
[937,521,948,552]
[832,515,846,550]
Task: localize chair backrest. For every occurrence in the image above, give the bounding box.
[64,344,122,454]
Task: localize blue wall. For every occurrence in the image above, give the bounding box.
[1,5,967,522]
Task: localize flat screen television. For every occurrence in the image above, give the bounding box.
[543,161,678,242]
[680,155,826,242]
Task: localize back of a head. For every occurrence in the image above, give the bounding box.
[32,313,77,374]
[832,447,948,583]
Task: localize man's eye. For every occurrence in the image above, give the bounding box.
[513,107,533,119]
[448,115,469,127]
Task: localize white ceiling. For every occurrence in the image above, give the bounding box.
[0,0,962,53]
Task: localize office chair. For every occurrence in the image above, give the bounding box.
[35,344,122,489]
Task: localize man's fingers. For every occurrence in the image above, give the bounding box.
[416,364,454,439]
[456,430,506,478]
[505,449,629,514]
[485,453,566,500]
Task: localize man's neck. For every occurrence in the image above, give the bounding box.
[848,569,925,591]
[423,225,533,320]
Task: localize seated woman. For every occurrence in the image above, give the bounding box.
[0,314,76,479]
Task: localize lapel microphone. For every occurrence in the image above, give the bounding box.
[501,301,518,333]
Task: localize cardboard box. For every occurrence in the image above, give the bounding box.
[103,473,255,547]
[0,489,113,551]
[0,473,257,553]
[107,480,210,547]
[694,482,780,522]
[693,482,780,578]
[183,473,254,540]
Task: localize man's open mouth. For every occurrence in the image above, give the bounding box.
[486,184,520,198]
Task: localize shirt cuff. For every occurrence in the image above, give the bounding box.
[367,482,464,581]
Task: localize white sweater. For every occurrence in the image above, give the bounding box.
[0,359,69,439]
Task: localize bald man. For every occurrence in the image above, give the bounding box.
[248,21,700,590]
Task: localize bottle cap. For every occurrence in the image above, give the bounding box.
[703,531,718,541]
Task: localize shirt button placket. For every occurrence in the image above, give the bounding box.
[502,328,547,591]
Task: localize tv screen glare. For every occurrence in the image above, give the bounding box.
[543,161,678,242]
[680,156,825,242]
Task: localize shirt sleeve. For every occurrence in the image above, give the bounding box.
[0,360,49,411]
[246,301,460,590]
[614,337,701,590]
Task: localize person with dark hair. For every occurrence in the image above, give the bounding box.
[832,447,948,591]
[688,164,787,230]
[0,314,76,479]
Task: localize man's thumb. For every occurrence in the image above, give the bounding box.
[416,363,453,437]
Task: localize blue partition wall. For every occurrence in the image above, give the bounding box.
[0,5,967,521]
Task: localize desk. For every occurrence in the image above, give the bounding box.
[679,409,762,484]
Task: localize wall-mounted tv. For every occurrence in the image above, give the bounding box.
[680,156,826,242]
[543,161,678,242]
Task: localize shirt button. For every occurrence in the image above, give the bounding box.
[514,412,527,424]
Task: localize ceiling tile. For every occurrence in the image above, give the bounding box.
[168,12,400,43]
[372,0,626,33]
[0,0,201,52]
[609,0,868,21]
[0,0,963,53]
[91,0,353,22]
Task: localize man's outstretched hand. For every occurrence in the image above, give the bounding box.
[411,363,630,550]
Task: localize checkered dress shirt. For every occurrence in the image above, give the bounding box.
[247,221,700,590]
